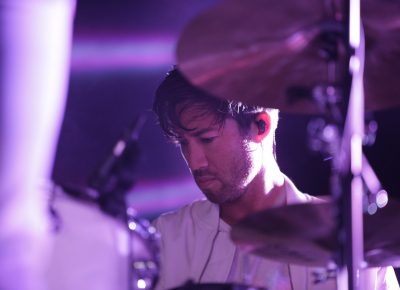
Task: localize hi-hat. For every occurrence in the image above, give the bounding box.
[231,199,400,267]
[177,0,400,114]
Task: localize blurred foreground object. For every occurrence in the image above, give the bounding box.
[0,0,75,289]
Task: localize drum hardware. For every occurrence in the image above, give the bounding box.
[307,117,340,158]
[360,154,388,215]
[89,112,160,290]
[48,180,101,234]
[48,183,160,290]
[176,0,400,289]
[50,183,99,232]
[89,113,148,219]
[307,116,376,158]
[307,117,387,215]
[231,199,400,268]
[52,112,159,290]
[47,184,150,290]
[311,266,337,284]
[361,117,377,147]
[127,208,160,290]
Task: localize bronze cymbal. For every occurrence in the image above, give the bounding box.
[363,199,400,268]
[231,199,400,267]
[177,0,400,114]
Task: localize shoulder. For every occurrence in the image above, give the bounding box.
[284,174,325,204]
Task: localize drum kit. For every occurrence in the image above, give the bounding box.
[49,0,400,290]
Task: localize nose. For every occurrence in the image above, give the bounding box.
[181,141,208,172]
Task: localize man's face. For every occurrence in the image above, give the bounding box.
[175,106,260,205]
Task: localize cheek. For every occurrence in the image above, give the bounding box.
[235,143,259,175]
[205,147,229,171]
[210,143,250,171]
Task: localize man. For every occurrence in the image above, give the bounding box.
[152,68,398,290]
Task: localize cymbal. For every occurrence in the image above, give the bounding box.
[177,0,400,114]
[231,199,400,267]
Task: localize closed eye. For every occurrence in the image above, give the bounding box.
[200,137,215,144]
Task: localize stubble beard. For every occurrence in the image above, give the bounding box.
[193,139,255,205]
[202,181,246,205]
[199,157,252,205]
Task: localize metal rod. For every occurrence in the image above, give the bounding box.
[335,0,365,288]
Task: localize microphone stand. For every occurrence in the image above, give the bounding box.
[89,113,160,290]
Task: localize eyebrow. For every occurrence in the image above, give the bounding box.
[190,126,220,137]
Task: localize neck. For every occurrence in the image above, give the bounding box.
[220,161,285,226]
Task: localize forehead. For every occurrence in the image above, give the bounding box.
[177,104,219,128]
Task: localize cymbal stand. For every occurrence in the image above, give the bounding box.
[308,0,365,288]
[334,0,365,288]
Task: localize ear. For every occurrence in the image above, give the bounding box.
[254,112,271,142]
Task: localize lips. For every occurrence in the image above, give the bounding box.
[195,176,216,186]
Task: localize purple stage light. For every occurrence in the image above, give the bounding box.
[71,34,175,71]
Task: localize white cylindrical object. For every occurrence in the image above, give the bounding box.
[0,0,75,289]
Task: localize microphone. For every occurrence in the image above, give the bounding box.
[89,113,148,218]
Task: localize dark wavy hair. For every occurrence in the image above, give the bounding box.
[153,68,278,143]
